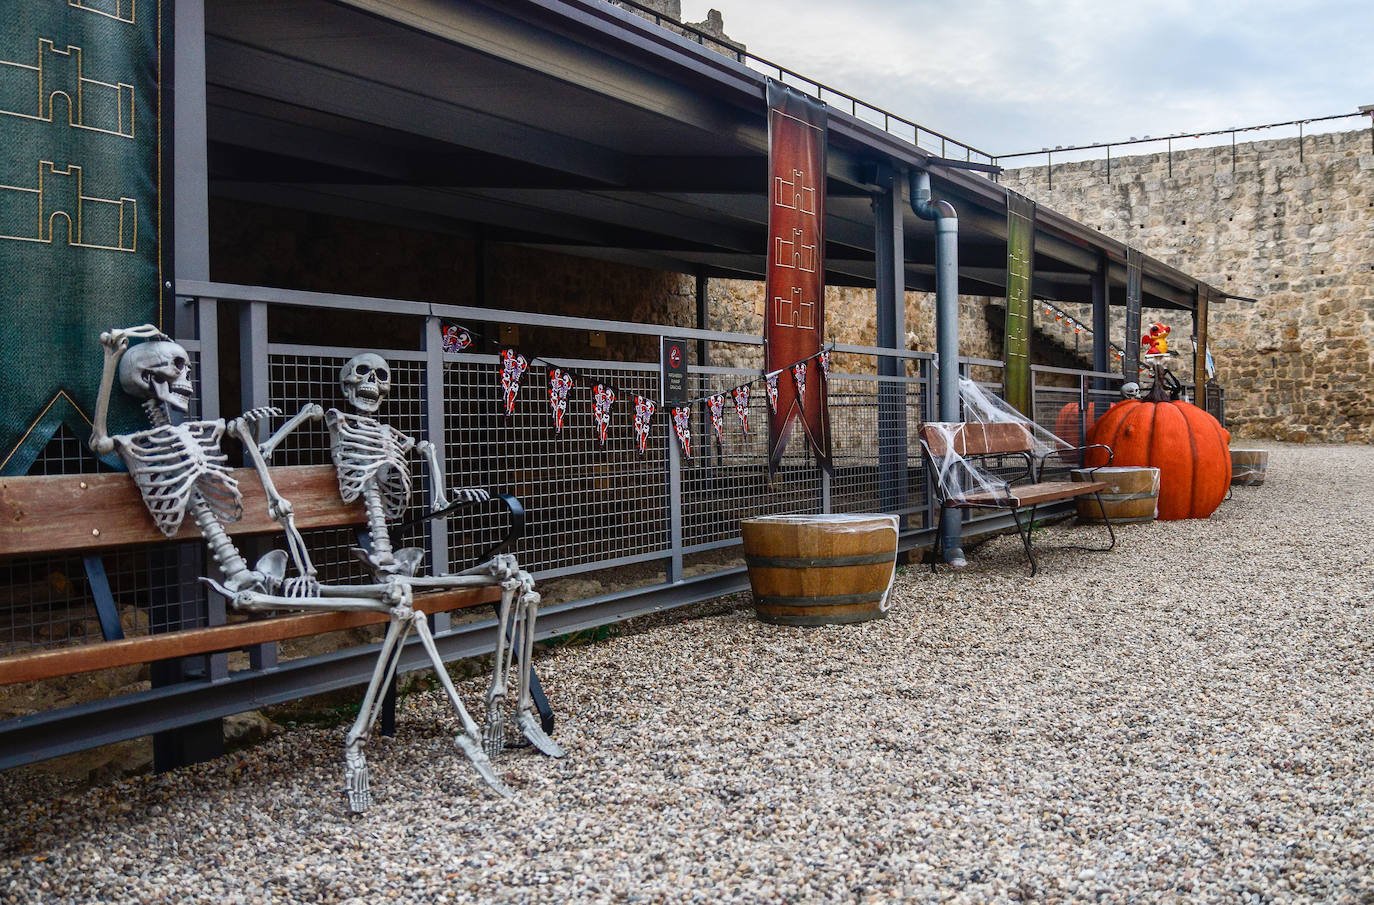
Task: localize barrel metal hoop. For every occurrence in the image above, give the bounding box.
[1098,491,1156,501]
[755,591,888,608]
[745,553,895,569]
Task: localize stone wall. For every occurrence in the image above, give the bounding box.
[1001,129,1374,443]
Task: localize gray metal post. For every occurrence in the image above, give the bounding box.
[1091,253,1109,379]
[422,316,452,634]
[910,170,963,565]
[239,301,277,672]
[666,433,683,583]
[158,0,220,770]
[873,166,907,523]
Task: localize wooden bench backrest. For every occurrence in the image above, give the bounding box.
[0,465,363,558]
[918,422,1033,459]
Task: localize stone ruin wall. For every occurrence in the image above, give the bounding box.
[1001,128,1374,443]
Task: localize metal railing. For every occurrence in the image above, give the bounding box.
[606,0,997,166]
[3,281,1138,767]
[995,110,1374,187]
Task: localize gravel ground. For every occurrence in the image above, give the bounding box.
[2,442,1372,904]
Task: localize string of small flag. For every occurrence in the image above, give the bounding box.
[441,323,832,460]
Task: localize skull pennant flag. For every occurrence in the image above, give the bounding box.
[792,360,808,404]
[732,385,751,434]
[547,368,573,434]
[766,372,780,414]
[764,80,832,474]
[819,349,831,379]
[707,394,726,447]
[441,324,474,354]
[500,349,528,417]
[592,383,616,449]
[671,406,693,459]
[633,396,656,457]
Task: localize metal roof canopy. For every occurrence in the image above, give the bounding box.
[203,0,1208,311]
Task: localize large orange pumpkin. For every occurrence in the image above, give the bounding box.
[1054,401,1098,459]
[1086,379,1231,520]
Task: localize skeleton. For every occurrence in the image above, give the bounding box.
[89,326,322,597]
[216,353,564,814]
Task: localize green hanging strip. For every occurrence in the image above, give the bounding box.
[1003,191,1036,415]
[0,0,171,475]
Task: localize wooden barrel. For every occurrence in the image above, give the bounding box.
[1231,449,1269,486]
[1070,466,1160,524]
[740,514,898,626]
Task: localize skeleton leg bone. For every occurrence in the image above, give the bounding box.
[342,609,413,814]
[408,610,513,798]
[513,586,566,758]
[482,580,520,758]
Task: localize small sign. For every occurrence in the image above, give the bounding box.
[660,336,689,405]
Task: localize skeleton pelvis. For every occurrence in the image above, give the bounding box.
[350,545,425,578]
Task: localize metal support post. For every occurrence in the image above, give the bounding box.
[422,316,451,634]
[873,166,907,524]
[1091,253,1110,393]
[666,437,684,583]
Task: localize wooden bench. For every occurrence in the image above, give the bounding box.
[917,422,1116,576]
[0,465,500,687]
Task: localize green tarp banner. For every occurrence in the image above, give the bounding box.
[1003,190,1035,415]
[0,0,169,475]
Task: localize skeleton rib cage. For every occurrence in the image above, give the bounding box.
[115,421,242,537]
[328,410,413,520]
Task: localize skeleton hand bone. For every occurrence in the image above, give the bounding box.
[100,324,169,354]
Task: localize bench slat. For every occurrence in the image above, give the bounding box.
[919,422,1032,458]
[953,480,1108,509]
[0,585,500,686]
[0,466,362,557]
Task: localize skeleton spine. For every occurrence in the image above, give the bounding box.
[143,398,170,427]
[193,493,250,582]
[363,484,393,560]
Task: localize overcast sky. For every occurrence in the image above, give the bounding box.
[680,0,1373,157]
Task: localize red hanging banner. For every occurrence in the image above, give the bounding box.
[765,80,832,474]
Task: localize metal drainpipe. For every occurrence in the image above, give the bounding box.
[909,169,966,566]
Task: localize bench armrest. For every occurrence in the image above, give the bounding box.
[1036,444,1113,481]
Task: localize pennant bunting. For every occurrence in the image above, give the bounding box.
[441,324,474,354]
[547,368,573,434]
[732,385,750,434]
[592,383,616,449]
[707,394,725,447]
[500,349,528,417]
[791,361,807,402]
[819,349,831,379]
[671,405,693,459]
[766,373,779,414]
[633,396,656,457]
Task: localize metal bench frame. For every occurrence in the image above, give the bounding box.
[918,422,1117,577]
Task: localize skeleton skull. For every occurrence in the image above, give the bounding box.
[118,340,194,412]
[341,353,390,414]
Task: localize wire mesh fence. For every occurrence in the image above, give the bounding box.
[3,293,1128,662]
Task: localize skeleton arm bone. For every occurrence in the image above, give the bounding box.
[90,325,168,454]
[228,407,317,581]
[259,403,324,459]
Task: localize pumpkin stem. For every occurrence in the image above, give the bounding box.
[1145,365,1174,403]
